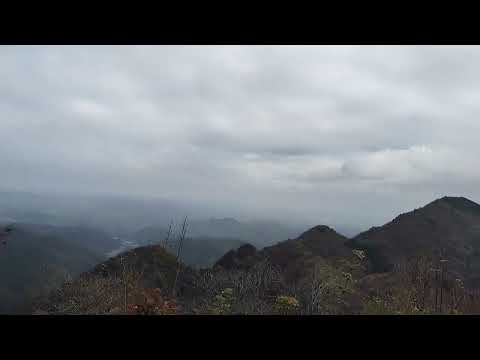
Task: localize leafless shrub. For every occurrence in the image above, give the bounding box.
[193,259,289,314]
[392,255,436,313]
[163,220,174,248]
[367,253,480,314]
[119,253,145,313]
[296,261,356,315]
[42,259,145,315]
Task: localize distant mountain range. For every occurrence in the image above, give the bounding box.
[0,190,187,235]
[0,190,305,237]
[0,190,302,246]
[120,217,301,269]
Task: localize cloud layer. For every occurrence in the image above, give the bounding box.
[2,45,480,228]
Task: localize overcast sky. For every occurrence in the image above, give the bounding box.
[2,45,480,229]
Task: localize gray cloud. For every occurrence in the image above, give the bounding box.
[2,45,480,229]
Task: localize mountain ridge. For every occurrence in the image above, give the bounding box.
[350,196,480,276]
[33,195,480,314]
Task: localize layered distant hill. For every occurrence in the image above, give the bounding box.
[0,190,302,267]
[125,225,246,268]
[123,218,302,268]
[187,218,301,248]
[0,190,188,235]
[0,191,303,241]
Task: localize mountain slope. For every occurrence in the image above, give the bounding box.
[215,225,366,283]
[0,224,104,313]
[349,196,480,281]
[39,244,203,314]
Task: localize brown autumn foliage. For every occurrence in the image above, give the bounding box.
[40,270,181,315]
[126,288,179,315]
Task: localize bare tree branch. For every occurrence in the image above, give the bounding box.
[172,216,188,297]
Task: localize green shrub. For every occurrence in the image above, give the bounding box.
[209,288,234,315]
[273,295,299,315]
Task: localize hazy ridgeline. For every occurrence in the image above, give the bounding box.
[0,190,305,313]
